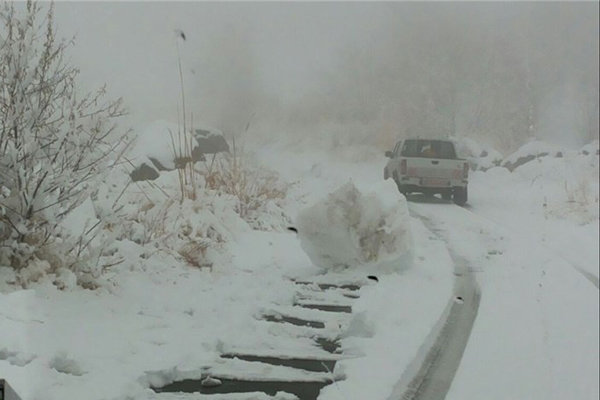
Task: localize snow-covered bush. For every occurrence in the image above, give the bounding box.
[296,180,413,272]
[0,2,128,284]
[107,152,291,270]
[120,189,246,270]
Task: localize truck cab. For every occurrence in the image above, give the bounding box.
[384,139,468,205]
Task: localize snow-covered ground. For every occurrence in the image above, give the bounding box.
[1,136,598,400]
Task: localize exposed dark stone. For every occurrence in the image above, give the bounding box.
[153,377,330,399]
[503,151,553,172]
[130,126,228,181]
[314,337,341,353]
[262,314,326,329]
[130,163,159,182]
[193,129,230,154]
[503,154,536,172]
[148,157,170,171]
[318,283,361,291]
[298,304,352,313]
[174,155,192,169]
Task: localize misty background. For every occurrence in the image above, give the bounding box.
[54,2,599,153]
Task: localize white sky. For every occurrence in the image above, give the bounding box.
[51,2,598,147]
[54,2,390,128]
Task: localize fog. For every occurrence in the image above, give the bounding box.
[54,2,598,152]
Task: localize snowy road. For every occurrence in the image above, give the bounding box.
[399,258,479,400]
[387,199,481,400]
[405,197,598,400]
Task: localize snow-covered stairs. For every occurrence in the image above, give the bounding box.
[151,278,364,400]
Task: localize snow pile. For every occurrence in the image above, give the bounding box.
[296,180,412,272]
[469,139,598,279]
[451,136,503,171]
[502,140,566,171]
[489,141,598,224]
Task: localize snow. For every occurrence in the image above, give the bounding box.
[1,136,598,400]
[318,217,453,400]
[451,136,504,171]
[468,146,599,276]
[502,139,567,171]
[411,202,598,400]
[296,180,412,272]
[60,196,99,238]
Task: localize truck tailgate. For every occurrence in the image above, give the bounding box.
[406,158,464,180]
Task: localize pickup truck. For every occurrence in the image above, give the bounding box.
[384,139,468,205]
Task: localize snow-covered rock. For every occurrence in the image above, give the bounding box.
[580,140,599,156]
[295,180,412,272]
[503,140,567,171]
[128,120,229,181]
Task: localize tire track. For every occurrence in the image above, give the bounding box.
[388,207,481,400]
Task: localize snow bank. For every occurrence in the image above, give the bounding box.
[469,140,598,277]
[295,180,412,272]
[503,140,567,171]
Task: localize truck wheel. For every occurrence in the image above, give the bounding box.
[453,187,468,206]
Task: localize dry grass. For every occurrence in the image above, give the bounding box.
[177,240,212,270]
[200,140,288,219]
[545,179,599,224]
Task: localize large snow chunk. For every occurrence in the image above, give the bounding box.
[296,180,412,272]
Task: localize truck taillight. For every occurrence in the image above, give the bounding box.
[463,162,469,179]
[400,159,407,175]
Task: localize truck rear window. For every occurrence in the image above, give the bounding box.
[401,140,457,159]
